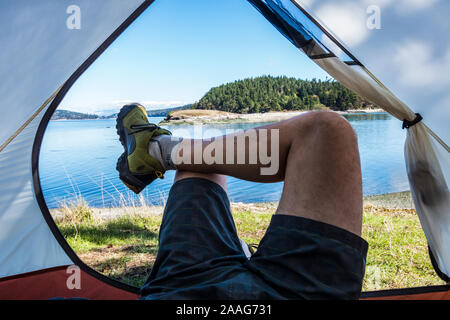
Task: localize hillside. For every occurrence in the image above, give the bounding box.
[51,110,99,120]
[192,75,377,113]
[147,104,192,117]
[51,104,191,121]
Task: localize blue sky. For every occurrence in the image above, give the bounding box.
[61,0,329,114]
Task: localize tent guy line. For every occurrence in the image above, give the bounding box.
[0,86,62,153]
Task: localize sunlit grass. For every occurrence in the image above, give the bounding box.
[53,192,445,291]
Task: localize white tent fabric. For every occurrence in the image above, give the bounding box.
[0,0,448,285]
[293,0,450,144]
[0,109,72,278]
[0,0,146,278]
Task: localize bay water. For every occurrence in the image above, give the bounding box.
[40,112,408,209]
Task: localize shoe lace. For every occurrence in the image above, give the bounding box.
[128,123,160,135]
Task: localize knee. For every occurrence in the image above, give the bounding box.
[299,111,357,144]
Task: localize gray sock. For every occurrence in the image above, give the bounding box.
[148,135,182,171]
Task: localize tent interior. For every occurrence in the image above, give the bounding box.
[0,0,449,300]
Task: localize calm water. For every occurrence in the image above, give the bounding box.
[40,113,409,209]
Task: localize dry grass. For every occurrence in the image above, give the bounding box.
[57,196,94,240]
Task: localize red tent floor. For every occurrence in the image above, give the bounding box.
[1,266,448,300]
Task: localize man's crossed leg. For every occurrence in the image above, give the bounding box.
[116,103,368,299]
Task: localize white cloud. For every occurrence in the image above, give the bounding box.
[140,100,188,107]
[394,40,450,88]
[399,0,439,10]
[363,0,392,8]
[315,2,369,48]
[361,0,438,11]
[424,93,450,143]
[311,0,441,47]
[62,100,189,115]
[294,0,315,8]
[363,0,440,13]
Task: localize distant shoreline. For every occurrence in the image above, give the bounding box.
[50,118,109,121]
[49,108,386,123]
[160,108,386,125]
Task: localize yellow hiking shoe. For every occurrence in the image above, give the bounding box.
[115,103,171,194]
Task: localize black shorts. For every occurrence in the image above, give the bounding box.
[140,178,368,300]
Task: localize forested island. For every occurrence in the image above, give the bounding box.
[191,75,377,113]
[147,104,192,117]
[52,105,192,120]
[54,76,379,122]
[51,110,100,120]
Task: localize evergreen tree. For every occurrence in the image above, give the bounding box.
[191,75,376,113]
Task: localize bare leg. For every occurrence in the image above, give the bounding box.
[175,111,362,235]
[174,171,227,192]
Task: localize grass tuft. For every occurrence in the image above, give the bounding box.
[56,196,94,240]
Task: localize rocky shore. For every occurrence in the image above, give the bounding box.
[160,108,385,125]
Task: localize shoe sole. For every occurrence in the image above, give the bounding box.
[116,152,149,194]
[115,104,154,194]
[116,104,138,149]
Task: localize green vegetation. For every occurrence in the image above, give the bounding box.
[362,205,441,290]
[192,75,377,113]
[147,104,192,117]
[58,213,160,287]
[58,196,94,241]
[54,192,445,291]
[52,104,192,121]
[51,109,99,120]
